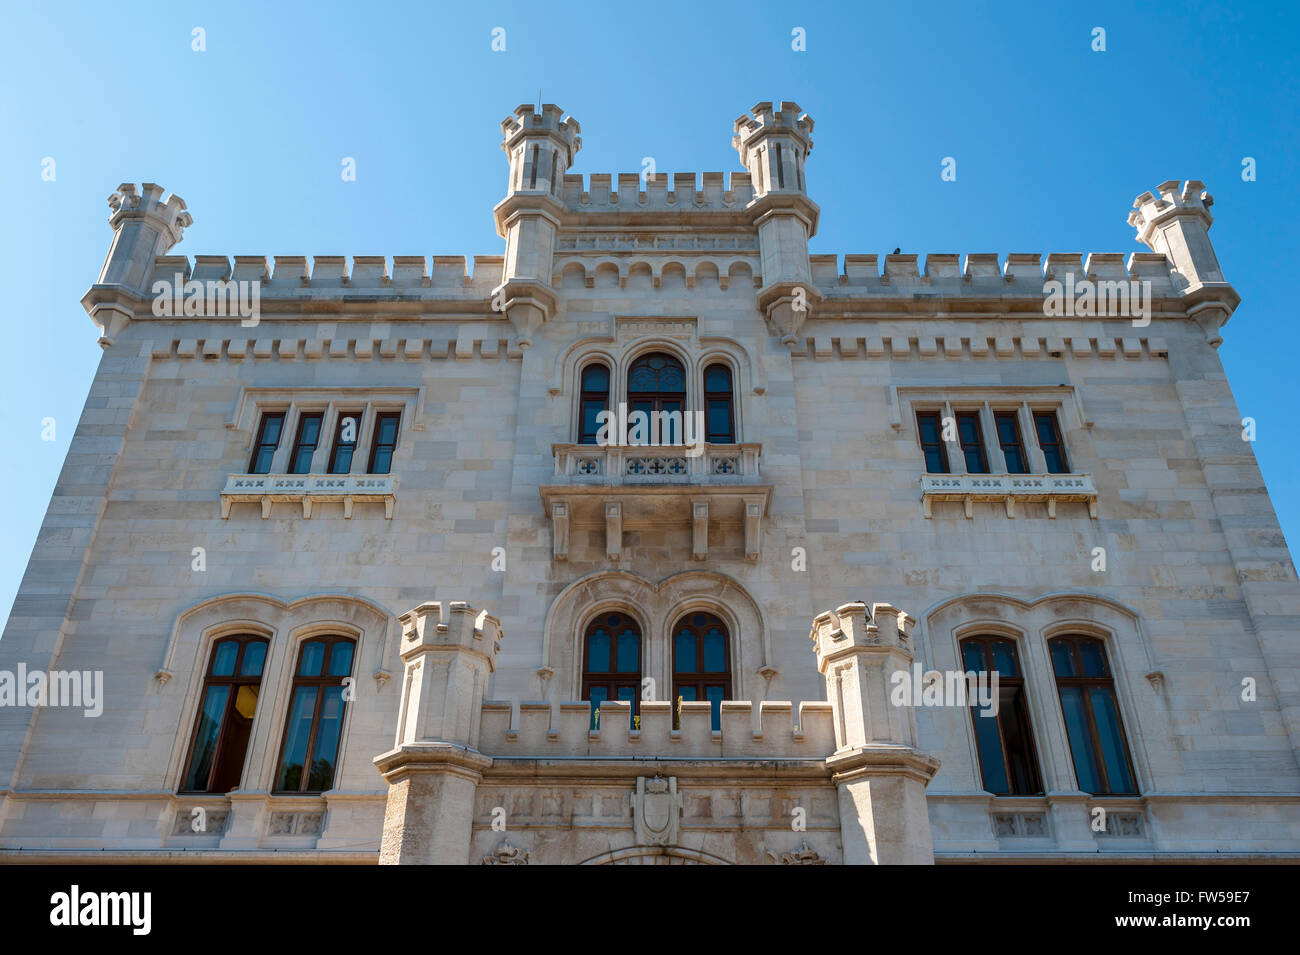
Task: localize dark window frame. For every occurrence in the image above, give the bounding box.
[916,411,949,474]
[1049,635,1138,796]
[703,363,735,444]
[994,411,1028,474]
[249,412,286,474]
[956,411,989,474]
[578,363,610,445]
[179,634,270,794]
[288,411,324,475]
[580,612,642,728]
[627,352,687,445]
[1034,410,1069,473]
[367,412,401,474]
[328,410,364,474]
[272,634,356,795]
[671,612,733,731]
[960,635,1043,796]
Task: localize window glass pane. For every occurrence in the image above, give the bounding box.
[924,448,946,473]
[996,416,1017,444]
[964,448,985,473]
[581,402,603,442]
[707,400,732,442]
[674,631,695,671]
[1051,641,1076,677]
[371,448,394,474]
[330,445,354,474]
[616,629,639,673]
[706,686,724,730]
[328,641,354,677]
[1089,687,1135,793]
[1003,447,1025,473]
[240,640,267,676]
[263,416,283,444]
[703,628,726,672]
[582,365,609,391]
[210,684,258,793]
[660,401,682,444]
[677,686,697,701]
[918,415,938,442]
[1002,687,1039,795]
[252,447,275,473]
[181,685,229,791]
[958,416,980,444]
[587,629,610,672]
[299,641,325,676]
[307,686,346,792]
[276,686,318,792]
[1042,447,1065,473]
[705,365,731,390]
[211,640,239,676]
[617,686,637,726]
[972,704,1009,795]
[990,641,1018,677]
[1079,640,1108,677]
[1035,414,1057,445]
[1059,686,1102,793]
[961,642,984,672]
[377,416,399,443]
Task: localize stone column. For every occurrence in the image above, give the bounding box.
[374,601,503,865]
[811,602,941,864]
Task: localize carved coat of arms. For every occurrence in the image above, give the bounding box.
[634,776,682,846]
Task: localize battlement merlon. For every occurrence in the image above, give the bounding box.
[1129,179,1240,342]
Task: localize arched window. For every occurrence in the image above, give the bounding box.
[960,636,1042,796]
[274,635,355,794]
[180,634,269,794]
[578,363,610,445]
[581,612,641,728]
[627,352,686,445]
[1049,635,1137,795]
[703,363,735,444]
[672,612,731,730]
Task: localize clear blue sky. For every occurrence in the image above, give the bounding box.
[1,0,1296,620]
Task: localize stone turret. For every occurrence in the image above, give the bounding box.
[810,602,940,864]
[375,601,503,865]
[84,182,191,346]
[492,104,581,347]
[733,102,821,345]
[1129,179,1239,345]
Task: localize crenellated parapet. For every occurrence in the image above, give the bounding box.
[478,698,836,759]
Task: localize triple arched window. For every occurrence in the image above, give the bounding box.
[179,633,356,796]
[959,632,1137,796]
[576,352,735,445]
[580,610,733,731]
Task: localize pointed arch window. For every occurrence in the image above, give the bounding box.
[274,635,355,794]
[960,636,1042,796]
[704,363,735,443]
[180,635,269,794]
[672,612,732,730]
[581,612,641,728]
[1049,635,1137,795]
[578,363,610,445]
[627,353,686,445]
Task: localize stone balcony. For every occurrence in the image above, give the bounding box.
[220,473,397,519]
[919,472,1098,519]
[541,443,770,562]
[549,442,762,485]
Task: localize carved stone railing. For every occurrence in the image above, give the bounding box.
[551,443,761,485]
[220,473,396,519]
[920,472,1097,518]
